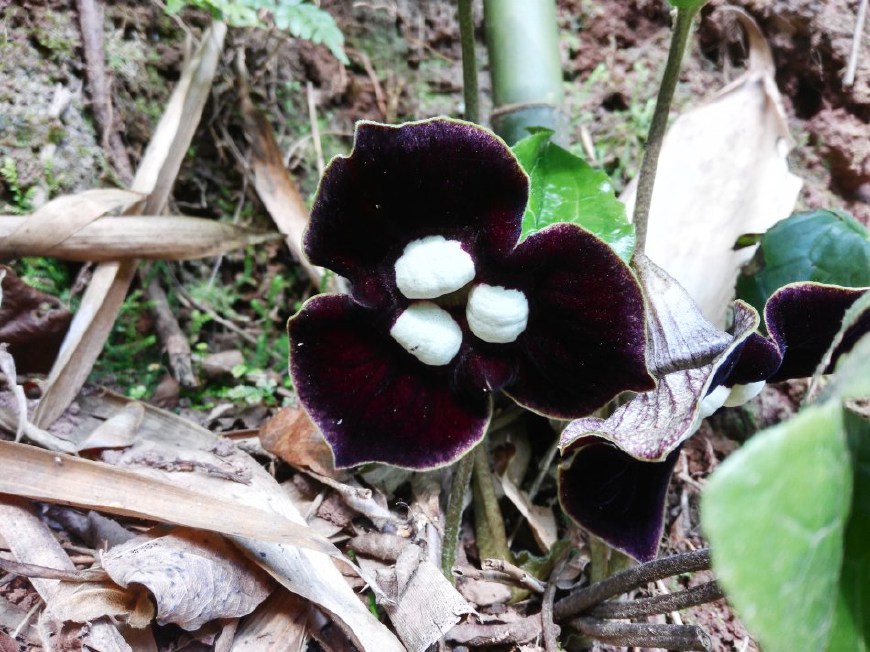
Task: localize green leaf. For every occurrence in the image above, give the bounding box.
[830,409,870,650]
[702,401,852,652]
[272,3,348,65]
[666,0,709,10]
[736,209,870,314]
[512,130,634,262]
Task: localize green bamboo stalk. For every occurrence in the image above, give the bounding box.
[483,0,564,144]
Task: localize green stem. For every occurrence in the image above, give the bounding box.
[441,448,476,582]
[632,6,699,257]
[457,0,479,123]
[472,443,512,563]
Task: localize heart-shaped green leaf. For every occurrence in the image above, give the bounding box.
[736,210,870,315]
[702,400,852,652]
[512,130,634,262]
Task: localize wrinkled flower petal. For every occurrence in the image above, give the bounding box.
[559,260,870,561]
[559,443,680,562]
[289,294,491,469]
[305,119,528,309]
[501,225,654,418]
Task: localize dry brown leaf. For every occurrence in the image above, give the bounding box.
[621,10,802,326]
[0,215,279,261]
[369,545,474,652]
[34,21,227,429]
[237,53,326,288]
[0,264,70,374]
[230,589,309,652]
[1,188,143,255]
[260,407,336,477]
[0,439,335,554]
[75,401,144,451]
[102,528,272,631]
[498,474,557,553]
[0,497,130,649]
[75,393,405,652]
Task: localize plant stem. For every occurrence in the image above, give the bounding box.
[472,443,512,563]
[441,448,476,582]
[632,6,700,257]
[553,548,712,621]
[570,619,711,651]
[587,580,724,619]
[457,0,479,123]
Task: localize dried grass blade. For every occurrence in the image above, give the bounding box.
[237,52,326,288]
[0,439,336,554]
[0,216,279,261]
[2,189,144,255]
[34,22,227,428]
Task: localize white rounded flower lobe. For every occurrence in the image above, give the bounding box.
[466,284,529,344]
[390,302,463,366]
[394,236,476,299]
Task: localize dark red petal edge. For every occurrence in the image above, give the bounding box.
[558,437,680,562]
[765,283,869,382]
[503,224,654,418]
[288,294,492,469]
[304,118,528,307]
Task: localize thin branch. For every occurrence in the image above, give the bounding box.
[76,0,134,183]
[457,0,479,123]
[844,0,868,86]
[587,580,725,619]
[632,6,699,256]
[553,548,712,621]
[570,618,711,651]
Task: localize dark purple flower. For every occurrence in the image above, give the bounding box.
[288,118,654,469]
[558,256,869,561]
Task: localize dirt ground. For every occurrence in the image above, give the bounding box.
[0,0,866,650]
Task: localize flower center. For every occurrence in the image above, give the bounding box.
[394,236,476,299]
[390,301,463,366]
[466,284,529,344]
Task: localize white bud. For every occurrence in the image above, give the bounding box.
[390,302,463,366]
[394,236,476,299]
[723,380,766,408]
[466,284,529,344]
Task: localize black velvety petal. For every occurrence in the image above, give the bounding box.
[502,224,654,418]
[765,283,868,382]
[715,331,782,388]
[288,294,492,469]
[305,119,528,308]
[559,439,680,562]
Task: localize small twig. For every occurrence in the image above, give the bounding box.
[657,578,684,624]
[482,558,546,594]
[553,548,712,621]
[306,82,326,176]
[587,580,725,619]
[442,448,475,582]
[844,0,868,86]
[347,49,388,119]
[570,618,711,651]
[0,557,109,583]
[76,0,134,183]
[141,267,199,388]
[541,548,570,652]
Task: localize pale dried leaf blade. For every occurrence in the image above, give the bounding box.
[622,9,802,326]
[0,216,279,261]
[0,440,336,554]
[102,528,272,630]
[3,188,144,254]
[75,401,144,452]
[0,346,27,441]
[229,589,309,652]
[34,22,227,429]
[498,475,557,552]
[260,406,336,476]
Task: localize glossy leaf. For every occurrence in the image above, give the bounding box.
[511,130,634,262]
[702,400,852,652]
[736,210,870,315]
[829,409,870,650]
